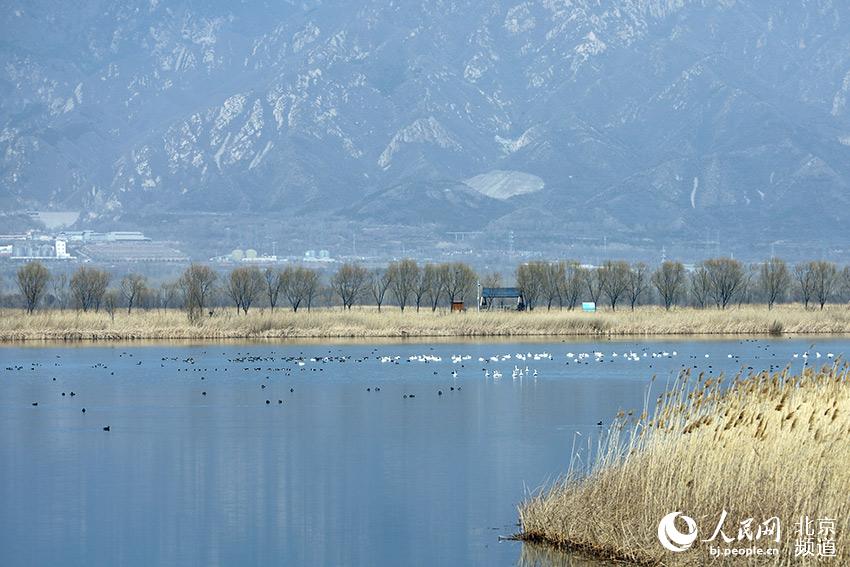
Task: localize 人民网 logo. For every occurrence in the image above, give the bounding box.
[658,511,699,552]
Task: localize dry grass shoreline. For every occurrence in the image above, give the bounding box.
[2,305,850,342]
[519,363,850,565]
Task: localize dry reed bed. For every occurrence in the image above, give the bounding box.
[1,305,850,341]
[519,363,850,565]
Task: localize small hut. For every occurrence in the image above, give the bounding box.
[479,287,525,311]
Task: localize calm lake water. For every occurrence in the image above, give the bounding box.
[0,336,844,566]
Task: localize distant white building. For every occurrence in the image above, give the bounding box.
[303,249,333,263]
[55,239,71,259]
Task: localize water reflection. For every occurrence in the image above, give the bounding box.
[518,542,618,566]
[0,338,844,566]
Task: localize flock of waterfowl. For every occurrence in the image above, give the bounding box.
[2,338,833,434]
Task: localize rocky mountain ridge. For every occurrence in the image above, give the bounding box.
[3,1,850,252]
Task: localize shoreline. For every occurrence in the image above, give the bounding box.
[516,535,653,566]
[2,305,850,342]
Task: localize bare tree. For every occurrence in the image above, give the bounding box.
[737,265,758,308]
[103,290,119,322]
[759,258,790,310]
[137,284,155,310]
[481,272,503,289]
[264,268,283,312]
[369,268,393,311]
[50,272,70,311]
[516,262,545,310]
[600,260,630,311]
[158,281,180,311]
[412,265,434,312]
[226,266,264,314]
[282,266,320,312]
[179,264,218,321]
[689,264,711,308]
[331,263,368,310]
[16,261,51,314]
[626,262,649,311]
[120,273,148,314]
[581,267,603,305]
[440,262,477,306]
[71,266,111,312]
[542,262,566,310]
[651,261,686,310]
[387,259,419,311]
[810,261,838,310]
[303,270,320,311]
[794,262,816,310]
[424,264,443,311]
[703,258,745,309]
[560,261,582,310]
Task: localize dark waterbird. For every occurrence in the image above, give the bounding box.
[103,426,110,431]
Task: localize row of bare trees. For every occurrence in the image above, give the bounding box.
[514,258,850,312]
[15,263,115,314]
[515,260,651,311]
[184,265,323,320]
[656,258,840,311]
[12,263,184,316]
[9,257,850,317]
[329,261,477,312]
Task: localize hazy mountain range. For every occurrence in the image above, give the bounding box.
[3,0,850,256]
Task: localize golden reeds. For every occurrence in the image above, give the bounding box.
[1,304,850,342]
[518,363,850,565]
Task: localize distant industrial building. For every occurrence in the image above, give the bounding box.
[218,249,283,264]
[0,229,180,263]
[212,247,333,265]
[78,242,188,263]
[59,230,150,243]
[7,238,74,260]
[241,255,280,263]
[304,249,333,262]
